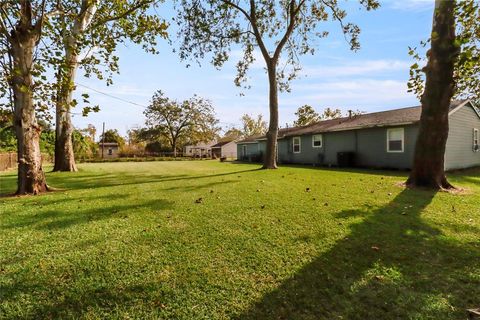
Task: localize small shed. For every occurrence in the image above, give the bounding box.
[98,142,120,159]
[211,139,237,159]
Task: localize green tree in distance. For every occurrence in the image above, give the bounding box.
[294,105,320,126]
[144,90,220,157]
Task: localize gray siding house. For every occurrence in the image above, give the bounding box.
[237,100,480,170]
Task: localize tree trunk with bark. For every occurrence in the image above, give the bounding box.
[54,38,79,172]
[54,1,97,172]
[10,11,48,195]
[172,140,177,158]
[263,61,279,169]
[406,0,459,189]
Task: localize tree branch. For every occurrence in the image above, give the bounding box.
[88,0,152,30]
[273,0,305,62]
[248,0,271,62]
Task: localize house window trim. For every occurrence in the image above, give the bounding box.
[293,136,301,154]
[312,134,323,148]
[386,128,405,153]
[474,128,479,152]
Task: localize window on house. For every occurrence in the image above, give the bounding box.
[108,148,113,155]
[293,137,301,153]
[474,129,479,151]
[312,134,323,148]
[387,128,404,153]
[242,145,247,156]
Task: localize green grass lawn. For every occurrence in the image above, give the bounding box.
[1,161,479,319]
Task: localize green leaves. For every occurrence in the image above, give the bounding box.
[408,0,480,102]
[176,0,380,91]
[143,90,220,148]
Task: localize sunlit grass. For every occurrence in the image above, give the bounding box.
[1,161,479,319]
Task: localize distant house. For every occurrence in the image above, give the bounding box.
[211,139,237,159]
[184,141,216,158]
[98,142,120,159]
[237,100,480,171]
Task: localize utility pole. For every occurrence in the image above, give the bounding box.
[101,122,105,159]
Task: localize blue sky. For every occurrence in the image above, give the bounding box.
[71,0,434,137]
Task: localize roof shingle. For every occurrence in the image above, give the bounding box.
[237,100,468,143]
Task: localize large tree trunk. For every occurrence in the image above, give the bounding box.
[53,38,79,172]
[263,61,279,169]
[10,17,48,195]
[53,0,97,172]
[406,0,459,189]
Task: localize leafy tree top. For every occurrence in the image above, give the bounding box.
[175,0,380,91]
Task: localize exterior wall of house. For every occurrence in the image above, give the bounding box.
[323,131,357,165]
[99,145,120,158]
[354,126,418,169]
[278,134,326,164]
[236,143,260,161]
[221,141,238,158]
[445,103,480,170]
[278,126,418,169]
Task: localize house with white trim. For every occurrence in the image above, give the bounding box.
[237,100,480,170]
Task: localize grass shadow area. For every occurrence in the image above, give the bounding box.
[236,189,480,319]
[0,163,261,196]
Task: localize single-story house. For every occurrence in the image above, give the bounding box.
[237,100,480,170]
[98,142,120,158]
[184,141,216,158]
[211,139,237,159]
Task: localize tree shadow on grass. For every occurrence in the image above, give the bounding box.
[0,277,166,320]
[1,197,173,231]
[0,168,261,196]
[236,189,480,319]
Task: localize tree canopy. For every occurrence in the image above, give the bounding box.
[294,105,320,126]
[143,90,220,156]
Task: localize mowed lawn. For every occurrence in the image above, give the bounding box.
[0,161,479,320]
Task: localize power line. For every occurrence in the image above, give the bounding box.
[73,83,240,128]
[76,82,148,110]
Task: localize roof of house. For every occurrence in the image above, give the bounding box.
[185,141,217,149]
[236,134,265,144]
[237,100,470,143]
[211,139,235,148]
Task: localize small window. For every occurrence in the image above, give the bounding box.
[312,134,323,148]
[387,128,404,153]
[108,148,113,155]
[293,137,301,153]
[474,129,479,152]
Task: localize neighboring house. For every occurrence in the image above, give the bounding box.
[98,142,120,159]
[237,100,480,171]
[184,141,216,158]
[237,134,264,162]
[211,139,237,159]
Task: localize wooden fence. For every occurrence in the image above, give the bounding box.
[0,152,17,172]
[0,152,52,172]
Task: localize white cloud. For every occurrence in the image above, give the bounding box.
[388,0,433,12]
[279,78,417,118]
[300,59,411,78]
